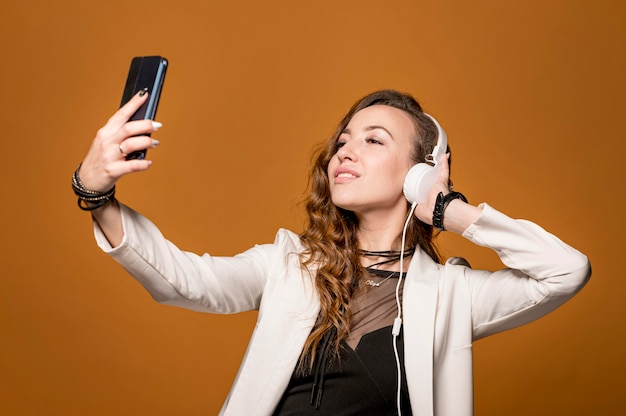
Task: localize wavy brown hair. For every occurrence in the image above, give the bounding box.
[297,89,444,372]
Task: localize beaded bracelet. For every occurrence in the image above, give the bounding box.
[71,164,116,211]
[432,191,468,231]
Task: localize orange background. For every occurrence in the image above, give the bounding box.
[1,0,624,415]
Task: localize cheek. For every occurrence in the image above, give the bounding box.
[398,153,416,175]
[384,156,413,182]
[382,160,413,195]
[327,157,338,179]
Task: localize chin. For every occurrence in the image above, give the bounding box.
[332,195,407,216]
[330,197,358,212]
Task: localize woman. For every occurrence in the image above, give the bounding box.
[73,89,591,415]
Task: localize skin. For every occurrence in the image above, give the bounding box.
[80,91,160,247]
[81,96,482,250]
[327,105,483,253]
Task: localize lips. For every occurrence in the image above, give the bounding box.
[333,167,360,183]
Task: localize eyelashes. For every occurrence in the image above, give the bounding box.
[335,137,383,151]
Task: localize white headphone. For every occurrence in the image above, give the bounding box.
[393,113,447,416]
[402,113,448,204]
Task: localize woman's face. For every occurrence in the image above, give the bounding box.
[327,105,416,216]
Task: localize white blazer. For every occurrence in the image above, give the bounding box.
[95,203,590,416]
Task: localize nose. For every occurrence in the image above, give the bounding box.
[336,140,356,162]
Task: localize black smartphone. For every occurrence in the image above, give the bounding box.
[119,56,168,160]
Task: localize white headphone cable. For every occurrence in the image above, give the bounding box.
[392,201,418,416]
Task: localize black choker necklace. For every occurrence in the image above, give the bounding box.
[359,248,415,287]
[359,248,415,263]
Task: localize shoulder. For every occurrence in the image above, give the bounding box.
[441,256,487,288]
[246,229,304,273]
[445,256,471,267]
[273,228,304,252]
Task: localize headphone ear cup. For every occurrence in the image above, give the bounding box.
[403,163,438,204]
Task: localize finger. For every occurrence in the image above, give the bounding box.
[437,153,450,178]
[89,158,154,185]
[114,119,163,143]
[101,90,150,134]
[119,136,160,157]
[78,152,152,191]
[110,158,153,176]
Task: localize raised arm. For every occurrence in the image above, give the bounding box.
[74,91,161,247]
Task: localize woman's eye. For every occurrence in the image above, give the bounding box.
[366,137,382,145]
[335,141,346,150]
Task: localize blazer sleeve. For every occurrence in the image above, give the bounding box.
[94,203,273,314]
[457,203,591,340]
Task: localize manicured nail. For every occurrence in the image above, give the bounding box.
[152,121,163,130]
[139,88,148,97]
[152,139,160,147]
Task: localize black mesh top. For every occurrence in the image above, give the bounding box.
[273,273,412,415]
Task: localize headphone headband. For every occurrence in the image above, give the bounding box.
[403,113,448,204]
[423,113,447,166]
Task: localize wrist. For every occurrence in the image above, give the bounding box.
[72,164,116,211]
[432,191,468,231]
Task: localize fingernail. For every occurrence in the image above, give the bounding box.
[152,121,163,130]
[139,88,148,97]
[152,139,160,147]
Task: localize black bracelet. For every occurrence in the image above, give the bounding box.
[432,191,468,231]
[71,164,116,211]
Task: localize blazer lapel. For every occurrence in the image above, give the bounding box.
[402,249,441,416]
[222,253,321,415]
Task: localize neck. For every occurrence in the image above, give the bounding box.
[356,205,411,252]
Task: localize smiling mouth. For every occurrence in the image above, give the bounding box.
[336,172,357,179]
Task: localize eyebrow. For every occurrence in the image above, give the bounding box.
[341,125,394,139]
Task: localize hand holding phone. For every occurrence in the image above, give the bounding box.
[119,56,168,160]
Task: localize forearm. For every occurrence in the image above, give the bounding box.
[461,203,591,338]
[441,199,483,234]
[91,200,124,248]
[94,203,269,313]
[463,203,590,281]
